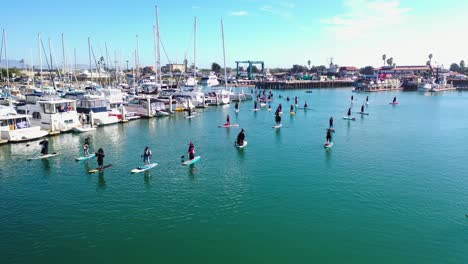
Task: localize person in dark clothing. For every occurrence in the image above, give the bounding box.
[226,114,230,125]
[275,112,282,125]
[290,104,294,113]
[188,107,192,117]
[286,96,290,101]
[188,142,195,160]
[329,116,334,128]
[304,101,308,108]
[95,148,105,170]
[366,96,369,103]
[393,96,397,103]
[347,108,351,117]
[326,129,332,144]
[143,146,152,165]
[254,100,258,110]
[351,95,354,101]
[39,139,49,155]
[235,102,239,111]
[294,96,298,105]
[237,129,245,146]
[361,105,365,113]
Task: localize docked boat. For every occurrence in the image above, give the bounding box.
[64,92,119,126]
[205,89,231,105]
[124,97,169,117]
[200,72,220,87]
[0,105,49,142]
[15,95,80,132]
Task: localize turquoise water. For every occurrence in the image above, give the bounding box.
[1,88,468,263]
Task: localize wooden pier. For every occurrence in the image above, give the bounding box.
[255,80,354,89]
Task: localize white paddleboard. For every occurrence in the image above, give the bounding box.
[218,124,239,128]
[28,153,59,161]
[357,112,369,115]
[131,163,158,173]
[324,142,333,149]
[75,153,96,161]
[185,114,198,119]
[273,124,283,129]
[250,109,260,111]
[235,140,248,149]
[343,116,356,121]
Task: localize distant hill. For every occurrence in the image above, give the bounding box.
[0,59,91,70]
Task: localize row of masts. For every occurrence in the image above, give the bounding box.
[1,6,229,90]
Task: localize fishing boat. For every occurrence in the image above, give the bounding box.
[200,72,220,87]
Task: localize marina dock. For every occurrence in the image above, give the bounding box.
[255,80,354,89]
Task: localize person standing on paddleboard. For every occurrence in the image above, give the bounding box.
[143,146,152,165]
[275,111,281,125]
[254,100,258,110]
[188,142,195,160]
[351,95,354,101]
[83,142,90,156]
[393,96,397,103]
[326,129,332,144]
[304,101,308,108]
[290,104,294,113]
[237,129,245,146]
[329,116,334,128]
[361,105,365,113]
[347,108,352,117]
[39,139,49,155]
[235,102,239,111]
[366,96,369,103]
[226,115,230,126]
[295,96,298,105]
[95,148,105,171]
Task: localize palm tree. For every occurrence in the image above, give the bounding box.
[382,54,387,66]
[428,54,433,66]
[386,57,394,67]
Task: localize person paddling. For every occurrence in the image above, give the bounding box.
[237,129,245,146]
[254,100,258,110]
[143,146,152,165]
[226,114,231,126]
[361,104,365,113]
[393,96,397,103]
[329,116,334,129]
[95,148,105,171]
[366,96,369,103]
[351,95,354,101]
[326,129,332,144]
[234,102,239,111]
[304,101,308,108]
[290,104,294,113]
[294,96,298,105]
[187,141,195,160]
[347,108,352,117]
[83,142,90,156]
[275,112,282,126]
[39,139,49,155]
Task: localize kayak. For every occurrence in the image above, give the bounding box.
[343,116,356,121]
[219,123,239,128]
[235,140,248,149]
[357,112,369,115]
[131,163,158,173]
[89,164,112,173]
[75,153,96,161]
[182,156,201,166]
[324,142,333,149]
[28,152,59,161]
[272,124,283,129]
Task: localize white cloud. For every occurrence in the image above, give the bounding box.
[230,10,249,16]
[321,0,412,40]
[260,4,293,19]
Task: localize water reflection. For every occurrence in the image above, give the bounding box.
[97,173,106,189]
[144,171,152,189]
[41,159,51,175]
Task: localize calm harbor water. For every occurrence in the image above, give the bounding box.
[1,88,468,263]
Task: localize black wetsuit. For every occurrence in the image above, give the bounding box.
[275,113,281,124]
[329,118,334,128]
[393,97,397,103]
[39,140,49,155]
[361,105,365,112]
[347,108,351,116]
[237,131,245,145]
[326,130,332,142]
[96,150,105,167]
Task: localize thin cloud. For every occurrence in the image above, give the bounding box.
[259,4,293,19]
[321,0,411,40]
[230,10,249,16]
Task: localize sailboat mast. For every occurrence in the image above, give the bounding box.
[61,33,66,80]
[153,25,158,85]
[30,48,34,87]
[156,5,161,86]
[221,20,227,90]
[38,33,42,80]
[3,29,9,86]
[88,37,92,83]
[194,17,197,79]
[136,34,140,81]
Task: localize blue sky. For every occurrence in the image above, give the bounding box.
[1,0,467,69]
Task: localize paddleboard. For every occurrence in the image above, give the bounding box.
[75,153,96,161]
[182,156,201,166]
[131,163,158,173]
[290,112,296,115]
[296,107,310,110]
[250,109,260,111]
[218,124,239,128]
[324,142,333,149]
[234,109,239,113]
[267,108,272,111]
[343,116,356,121]
[272,124,283,129]
[88,164,112,173]
[260,103,267,107]
[357,112,369,115]
[235,140,248,149]
[28,152,59,161]
[389,102,399,105]
[185,114,198,119]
